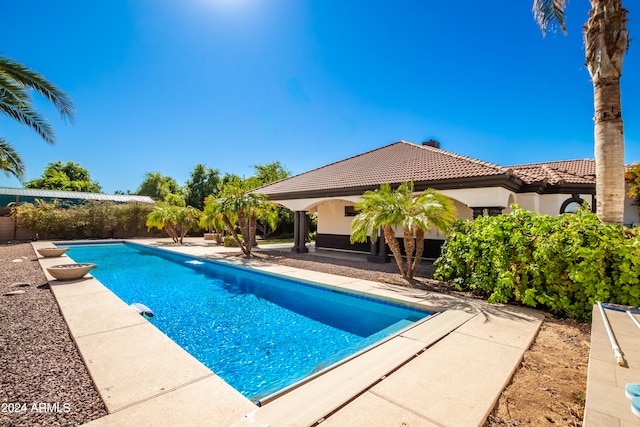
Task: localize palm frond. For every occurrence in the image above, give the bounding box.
[0,90,56,144]
[533,0,568,35]
[0,138,25,178]
[0,56,75,123]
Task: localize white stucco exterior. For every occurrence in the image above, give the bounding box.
[272,188,612,241]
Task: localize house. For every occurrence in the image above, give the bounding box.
[254,140,639,260]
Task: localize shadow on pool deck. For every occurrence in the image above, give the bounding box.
[36,238,544,426]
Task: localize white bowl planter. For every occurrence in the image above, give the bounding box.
[47,263,96,280]
[37,247,70,257]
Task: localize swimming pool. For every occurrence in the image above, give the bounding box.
[64,242,432,401]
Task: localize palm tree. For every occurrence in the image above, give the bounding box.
[200,194,227,243]
[0,140,22,177]
[214,178,278,257]
[350,182,457,281]
[146,202,201,244]
[0,55,75,179]
[533,0,629,224]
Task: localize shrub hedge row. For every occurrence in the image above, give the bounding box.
[434,206,640,321]
[11,201,157,240]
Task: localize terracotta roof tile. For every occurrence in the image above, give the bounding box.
[255,141,597,198]
[256,141,509,196]
[509,159,596,185]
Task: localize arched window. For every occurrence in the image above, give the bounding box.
[560,195,585,214]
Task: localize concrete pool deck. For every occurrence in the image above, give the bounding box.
[34,239,544,426]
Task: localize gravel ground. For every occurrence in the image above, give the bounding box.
[0,243,107,427]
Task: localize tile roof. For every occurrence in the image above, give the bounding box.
[509,159,596,185]
[254,141,597,199]
[256,141,511,197]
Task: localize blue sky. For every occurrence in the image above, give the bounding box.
[1,0,638,194]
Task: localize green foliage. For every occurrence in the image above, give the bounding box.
[185,164,221,210]
[212,178,278,257]
[625,162,640,205]
[146,202,202,244]
[11,200,153,239]
[434,205,640,321]
[351,182,457,280]
[244,162,293,239]
[223,235,239,247]
[25,161,101,192]
[251,161,291,187]
[136,172,182,201]
[0,55,75,179]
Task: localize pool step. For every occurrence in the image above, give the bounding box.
[233,309,476,427]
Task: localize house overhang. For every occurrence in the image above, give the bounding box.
[257,174,523,201]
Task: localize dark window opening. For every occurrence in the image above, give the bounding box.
[345,206,361,217]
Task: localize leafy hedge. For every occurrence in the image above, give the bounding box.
[11,201,156,240]
[433,206,640,321]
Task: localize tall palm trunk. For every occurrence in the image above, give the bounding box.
[409,227,426,279]
[222,214,249,256]
[383,225,407,279]
[584,0,628,224]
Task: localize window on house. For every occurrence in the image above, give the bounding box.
[344,206,360,217]
[560,196,585,214]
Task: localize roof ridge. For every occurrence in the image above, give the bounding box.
[252,141,408,192]
[417,143,510,174]
[509,158,594,168]
[540,164,565,185]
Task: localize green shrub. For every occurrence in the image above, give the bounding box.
[223,235,239,247]
[11,200,155,239]
[434,205,640,321]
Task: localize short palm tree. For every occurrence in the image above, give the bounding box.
[351,182,457,281]
[0,55,75,178]
[214,179,278,257]
[533,0,629,224]
[200,194,227,243]
[146,202,201,244]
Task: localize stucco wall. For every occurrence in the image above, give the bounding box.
[624,197,640,225]
[316,197,471,239]
[316,200,357,235]
[516,193,594,216]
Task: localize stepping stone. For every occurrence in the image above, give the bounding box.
[8,282,31,289]
[4,290,26,296]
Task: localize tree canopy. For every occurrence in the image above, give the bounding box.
[185,164,221,210]
[135,171,182,201]
[0,55,75,179]
[25,161,101,192]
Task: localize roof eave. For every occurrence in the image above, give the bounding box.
[259,174,522,201]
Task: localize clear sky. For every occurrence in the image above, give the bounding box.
[1,0,638,194]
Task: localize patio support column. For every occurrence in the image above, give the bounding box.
[291,211,309,253]
[472,208,485,219]
[367,228,389,263]
[487,207,504,216]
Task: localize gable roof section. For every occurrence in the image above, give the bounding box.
[255,141,515,199]
[511,159,596,186]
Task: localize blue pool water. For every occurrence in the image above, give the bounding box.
[65,242,431,401]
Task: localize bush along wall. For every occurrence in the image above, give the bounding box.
[434,205,640,321]
[11,201,157,240]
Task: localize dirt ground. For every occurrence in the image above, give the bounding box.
[485,317,591,426]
